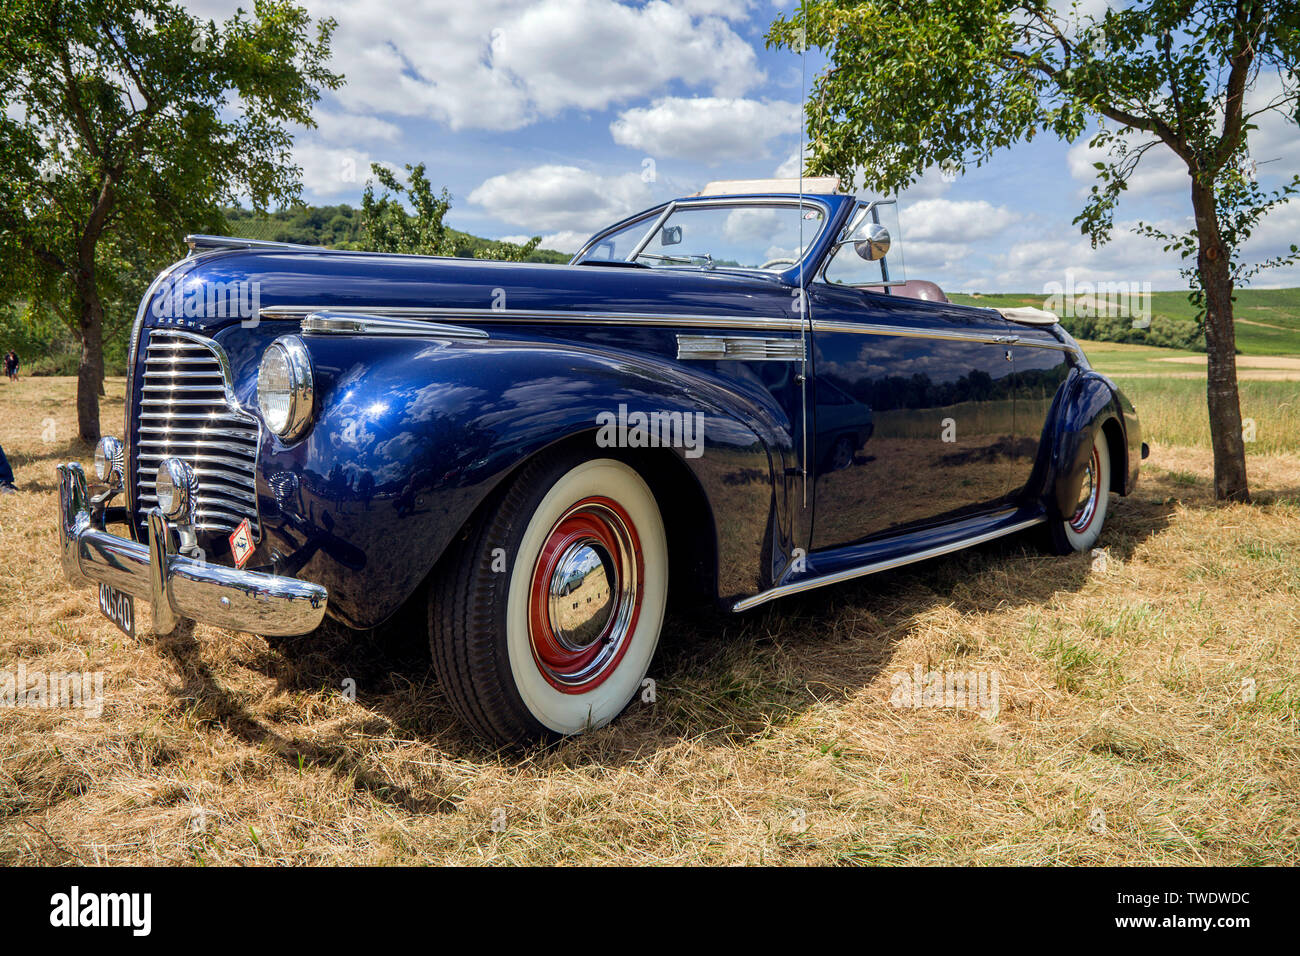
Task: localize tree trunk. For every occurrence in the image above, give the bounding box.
[1191,180,1250,502]
[75,292,104,443]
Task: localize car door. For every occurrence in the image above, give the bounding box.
[808,284,1019,551]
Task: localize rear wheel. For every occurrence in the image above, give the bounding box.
[1048,432,1111,553]
[430,452,668,743]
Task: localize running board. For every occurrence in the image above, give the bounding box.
[731,515,1046,613]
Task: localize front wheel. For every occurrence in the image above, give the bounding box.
[429,452,668,744]
[1047,432,1111,553]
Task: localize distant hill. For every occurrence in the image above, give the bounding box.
[221,204,572,264]
[949,288,1300,356]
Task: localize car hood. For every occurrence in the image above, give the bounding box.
[140,248,798,334]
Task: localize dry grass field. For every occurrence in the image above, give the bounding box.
[1,371,1298,866]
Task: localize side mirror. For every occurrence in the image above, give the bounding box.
[853,222,891,261]
[660,225,683,246]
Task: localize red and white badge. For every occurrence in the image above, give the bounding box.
[229,518,255,569]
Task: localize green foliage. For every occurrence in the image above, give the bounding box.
[0,0,342,433]
[949,286,1300,354]
[224,203,367,247]
[767,1,1300,285]
[223,198,572,262]
[1056,310,1203,351]
[360,162,550,262]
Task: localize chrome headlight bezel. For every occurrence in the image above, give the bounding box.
[93,435,125,489]
[256,335,315,442]
[155,457,196,522]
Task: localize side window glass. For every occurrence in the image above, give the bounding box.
[822,202,907,287]
[824,246,888,286]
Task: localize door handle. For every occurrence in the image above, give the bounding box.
[995,334,1020,344]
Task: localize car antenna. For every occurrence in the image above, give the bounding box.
[797,9,810,510]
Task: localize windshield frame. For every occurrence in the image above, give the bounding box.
[572,195,836,276]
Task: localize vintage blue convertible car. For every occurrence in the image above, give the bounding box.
[57,177,1143,743]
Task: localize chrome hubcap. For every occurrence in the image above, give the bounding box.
[528,497,644,693]
[1070,446,1100,533]
[547,540,617,650]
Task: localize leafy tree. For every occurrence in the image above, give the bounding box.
[0,0,341,441]
[769,0,1300,501]
[361,162,542,261]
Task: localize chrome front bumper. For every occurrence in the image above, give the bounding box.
[57,462,327,637]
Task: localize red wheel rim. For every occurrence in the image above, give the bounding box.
[1070,445,1101,533]
[527,496,643,694]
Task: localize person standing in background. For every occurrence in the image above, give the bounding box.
[3,350,17,382]
[0,442,16,492]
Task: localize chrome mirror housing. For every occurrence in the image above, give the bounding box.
[853,222,891,261]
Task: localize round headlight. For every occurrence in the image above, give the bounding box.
[155,458,194,521]
[94,435,124,488]
[257,336,314,441]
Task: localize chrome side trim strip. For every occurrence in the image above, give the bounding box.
[262,306,1074,350]
[261,304,803,332]
[731,515,1046,612]
[812,319,1077,351]
[301,311,490,339]
[676,334,805,361]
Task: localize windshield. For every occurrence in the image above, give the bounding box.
[575,200,829,272]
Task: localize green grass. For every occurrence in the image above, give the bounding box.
[1070,340,1300,455]
[950,287,1300,356]
[1114,377,1300,454]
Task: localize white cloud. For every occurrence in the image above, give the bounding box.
[903,240,978,276]
[309,0,764,132]
[611,97,799,162]
[902,198,1020,241]
[1237,198,1300,287]
[773,149,803,178]
[292,142,395,198]
[667,0,755,18]
[896,166,959,200]
[987,220,1189,291]
[306,110,402,145]
[1241,69,1300,178]
[1067,136,1188,200]
[502,230,589,253]
[468,164,655,233]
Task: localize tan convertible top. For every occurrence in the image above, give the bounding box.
[997,306,1060,326]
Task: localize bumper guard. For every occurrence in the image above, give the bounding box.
[57,462,327,637]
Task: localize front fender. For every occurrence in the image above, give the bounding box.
[258,333,792,628]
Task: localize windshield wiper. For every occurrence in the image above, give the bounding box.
[637,252,715,270]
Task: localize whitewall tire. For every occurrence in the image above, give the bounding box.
[430,452,667,743]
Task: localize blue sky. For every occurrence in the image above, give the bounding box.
[191,0,1300,292]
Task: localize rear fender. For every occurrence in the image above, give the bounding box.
[1044,369,1132,519]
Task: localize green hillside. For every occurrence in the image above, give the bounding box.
[950,288,1300,356]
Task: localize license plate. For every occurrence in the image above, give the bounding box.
[98,583,136,639]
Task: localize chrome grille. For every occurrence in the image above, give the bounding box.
[133,330,260,535]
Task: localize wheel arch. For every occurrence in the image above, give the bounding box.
[438,430,721,614]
